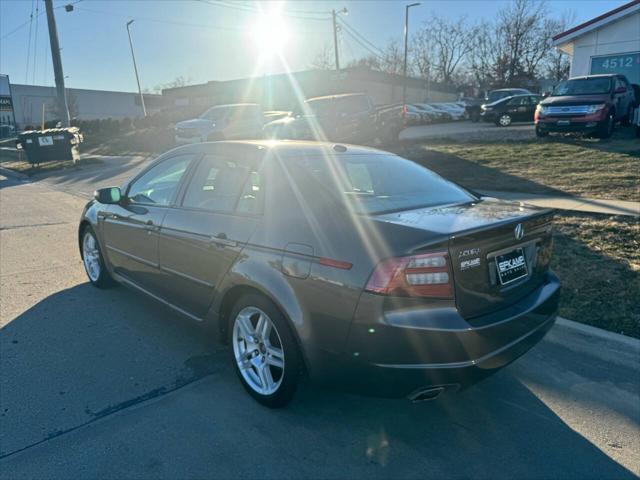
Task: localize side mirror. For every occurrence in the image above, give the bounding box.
[94,187,122,204]
[615,86,627,94]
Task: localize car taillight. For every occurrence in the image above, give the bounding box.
[365,251,454,298]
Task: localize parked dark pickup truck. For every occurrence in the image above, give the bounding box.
[263,93,403,144]
[535,74,637,138]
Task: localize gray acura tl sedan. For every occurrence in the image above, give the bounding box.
[79,140,560,407]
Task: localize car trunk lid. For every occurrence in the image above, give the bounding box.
[374,198,554,319]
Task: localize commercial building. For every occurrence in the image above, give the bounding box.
[162,68,457,111]
[553,0,640,84]
[8,83,164,129]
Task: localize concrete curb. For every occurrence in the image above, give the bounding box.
[555,317,639,348]
[0,166,29,181]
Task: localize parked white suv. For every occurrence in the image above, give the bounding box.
[175,103,264,144]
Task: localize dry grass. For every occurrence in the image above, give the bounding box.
[408,132,639,202]
[552,214,639,338]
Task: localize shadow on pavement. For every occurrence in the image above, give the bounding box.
[1,282,636,478]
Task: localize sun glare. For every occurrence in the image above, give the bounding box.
[251,8,290,59]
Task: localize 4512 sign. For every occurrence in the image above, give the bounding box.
[591,52,640,84]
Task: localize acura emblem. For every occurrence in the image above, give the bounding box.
[514,223,524,241]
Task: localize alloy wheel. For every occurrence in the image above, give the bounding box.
[499,114,512,127]
[232,306,285,396]
[82,231,101,282]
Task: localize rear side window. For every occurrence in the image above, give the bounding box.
[182,155,250,212]
[287,154,474,215]
[236,171,264,215]
[507,96,528,106]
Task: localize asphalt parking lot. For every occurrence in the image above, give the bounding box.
[1,165,639,479]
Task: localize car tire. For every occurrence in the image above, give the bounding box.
[535,125,548,138]
[81,225,115,288]
[620,106,633,127]
[598,112,615,139]
[496,114,512,127]
[229,293,303,408]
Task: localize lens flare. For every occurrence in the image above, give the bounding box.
[251,8,289,59]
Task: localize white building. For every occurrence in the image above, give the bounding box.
[553,0,640,85]
[9,83,164,129]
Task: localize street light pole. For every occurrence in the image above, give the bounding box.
[402,2,420,106]
[331,8,348,71]
[126,20,147,117]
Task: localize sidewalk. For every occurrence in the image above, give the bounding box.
[481,190,640,217]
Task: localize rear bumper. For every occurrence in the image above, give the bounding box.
[316,272,560,398]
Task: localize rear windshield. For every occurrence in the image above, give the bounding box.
[552,78,612,96]
[288,153,474,214]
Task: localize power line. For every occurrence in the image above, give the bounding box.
[339,22,385,61]
[25,0,35,83]
[32,0,41,84]
[73,5,325,34]
[196,0,332,21]
[338,17,384,57]
[74,6,249,32]
[0,3,61,40]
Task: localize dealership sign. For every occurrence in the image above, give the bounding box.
[0,96,13,111]
[0,74,17,138]
[591,52,640,84]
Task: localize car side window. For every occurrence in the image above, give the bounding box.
[182,154,251,212]
[127,154,193,206]
[507,96,526,106]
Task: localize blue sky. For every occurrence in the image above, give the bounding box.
[0,0,628,92]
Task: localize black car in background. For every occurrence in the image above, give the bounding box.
[466,88,533,122]
[481,94,541,126]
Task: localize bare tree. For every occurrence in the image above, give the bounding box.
[379,39,405,75]
[309,44,335,70]
[543,11,575,81]
[411,26,437,82]
[468,21,502,88]
[426,16,476,84]
[495,0,548,85]
[347,55,382,71]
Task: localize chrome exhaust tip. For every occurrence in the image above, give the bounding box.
[408,386,445,403]
[408,384,459,403]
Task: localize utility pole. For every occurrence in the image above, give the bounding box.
[44,0,70,127]
[126,20,147,117]
[402,3,420,106]
[331,8,347,71]
[332,10,340,71]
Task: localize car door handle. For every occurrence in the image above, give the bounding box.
[210,233,237,248]
[144,220,158,233]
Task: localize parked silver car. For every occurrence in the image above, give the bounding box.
[174,103,264,144]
